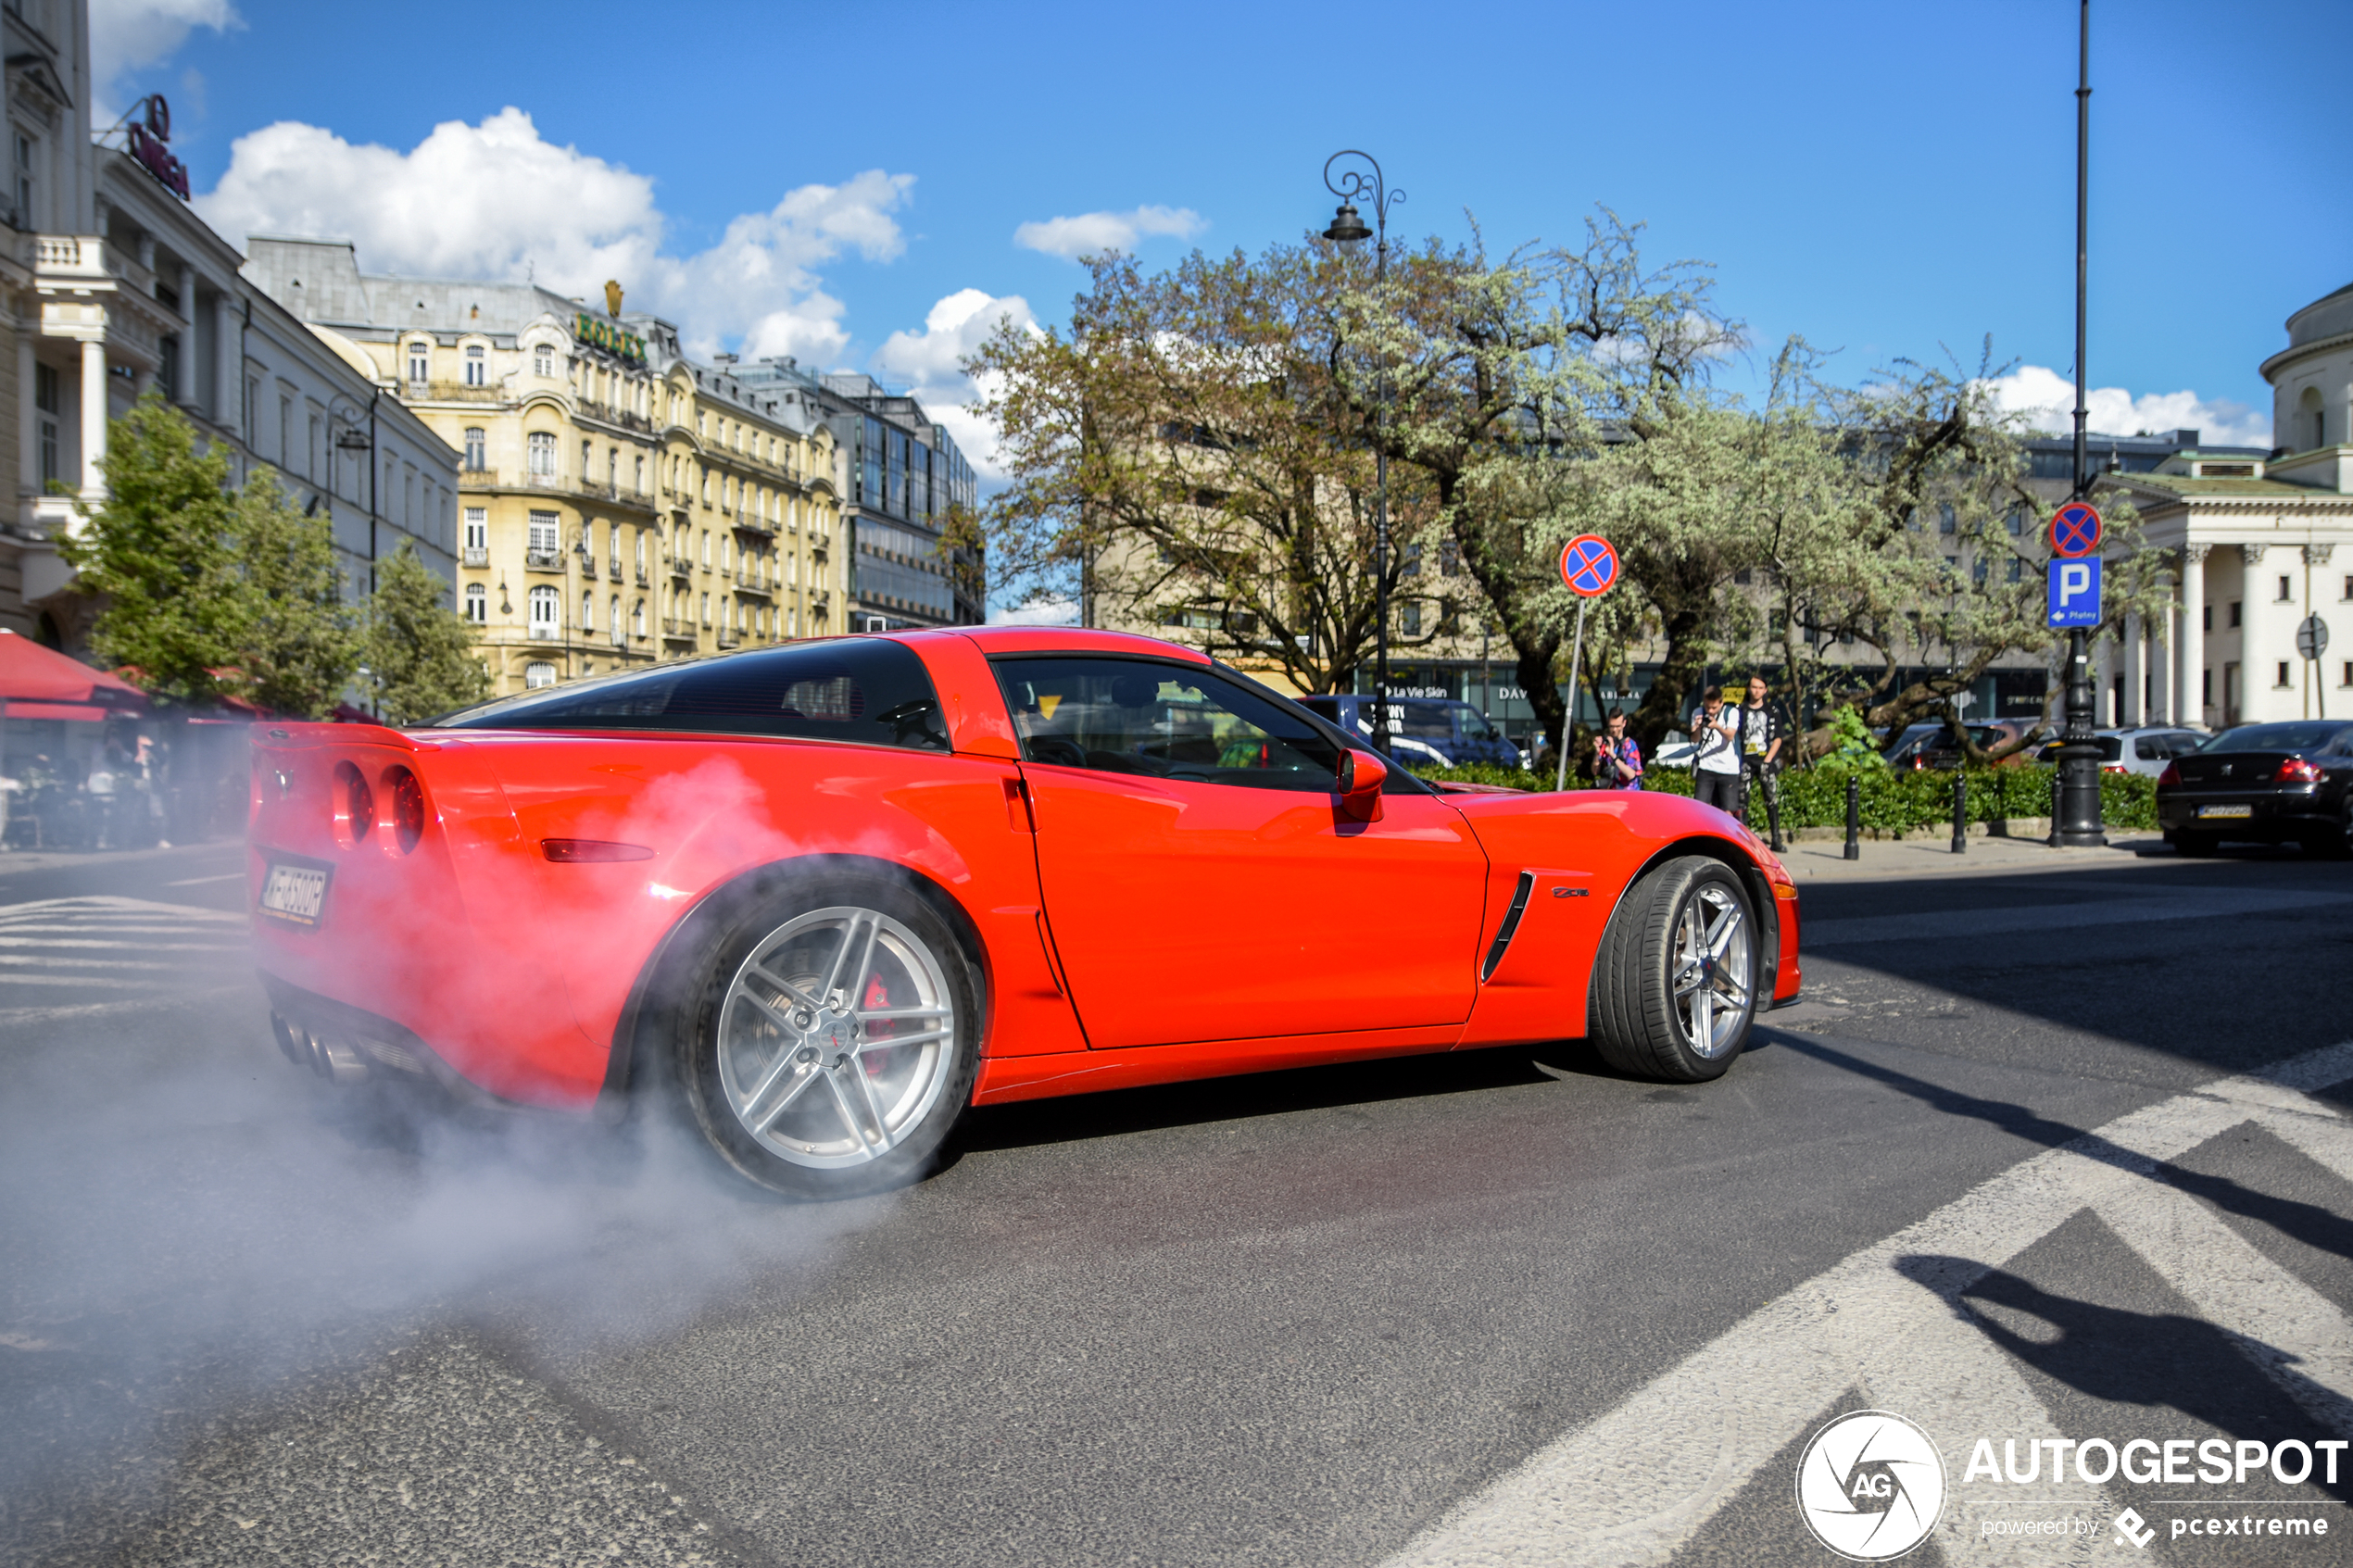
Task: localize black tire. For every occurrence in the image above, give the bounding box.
[1587,855,1759,1083]
[2174,832,2218,858]
[664,874,979,1199]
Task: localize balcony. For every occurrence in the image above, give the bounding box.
[409,381,509,405]
[716,629,740,649]
[461,546,488,567]
[524,547,563,571]
[661,618,697,644]
[607,559,623,582]
[736,580,772,598]
[635,566,649,586]
[668,556,692,581]
[529,626,558,641]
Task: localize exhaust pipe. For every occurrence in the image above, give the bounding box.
[269,1010,371,1083]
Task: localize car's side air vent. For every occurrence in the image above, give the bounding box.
[1480,871,1537,983]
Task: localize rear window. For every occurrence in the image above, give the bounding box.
[433,638,949,750]
[2204,721,2353,754]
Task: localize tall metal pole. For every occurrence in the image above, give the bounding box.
[2057,0,2106,847]
[1555,597,1589,793]
[1324,152,1403,759]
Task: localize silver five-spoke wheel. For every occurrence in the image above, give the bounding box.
[716,905,958,1169]
[1669,883,1752,1060]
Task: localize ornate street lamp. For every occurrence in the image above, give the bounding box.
[1322,150,1404,759]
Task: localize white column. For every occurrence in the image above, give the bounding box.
[2123,613,2144,726]
[213,290,239,436]
[78,338,107,499]
[174,264,196,407]
[2241,544,2270,724]
[2181,544,2208,727]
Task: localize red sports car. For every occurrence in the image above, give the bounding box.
[249,629,1800,1198]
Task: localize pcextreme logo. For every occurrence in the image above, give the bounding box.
[1794,1410,1947,1561]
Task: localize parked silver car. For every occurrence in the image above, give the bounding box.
[2034,725,2208,778]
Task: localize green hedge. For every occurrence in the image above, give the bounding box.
[1416,761,2157,832]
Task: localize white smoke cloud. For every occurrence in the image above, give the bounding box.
[872,288,1038,480]
[1981,364,2272,448]
[1013,205,1204,260]
[195,108,914,366]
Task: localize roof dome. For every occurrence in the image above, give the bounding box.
[2284,281,2353,349]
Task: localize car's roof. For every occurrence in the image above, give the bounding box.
[907,627,1213,665]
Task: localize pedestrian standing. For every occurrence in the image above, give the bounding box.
[1737,673,1786,849]
[1692,686,1743,815]
[1592,709,1644,789]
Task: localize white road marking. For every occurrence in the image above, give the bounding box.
[0,897,249,997]
[163,872,244,886]
[1384,1040,2353,1568]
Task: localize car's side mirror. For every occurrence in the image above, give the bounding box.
[1337,749,1387,822]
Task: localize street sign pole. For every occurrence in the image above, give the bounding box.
[1556,596,1589,793]
[1554,533,1618,790]
[2054,0,2106,849]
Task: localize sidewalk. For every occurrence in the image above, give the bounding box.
[1774,831,2174,884]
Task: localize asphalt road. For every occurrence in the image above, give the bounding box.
[1,837,2349,1566]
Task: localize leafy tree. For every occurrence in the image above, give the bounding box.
[364,540,489,722]
[230,470,362,718]
[57,394,243,703]
[966,247,1477,694]
[62,395,363,718]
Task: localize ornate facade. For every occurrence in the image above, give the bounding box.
[243,240,843,697]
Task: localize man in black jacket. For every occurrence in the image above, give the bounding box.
[1736,673,1786,850]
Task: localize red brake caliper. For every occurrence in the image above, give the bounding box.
[862,972,891,1073]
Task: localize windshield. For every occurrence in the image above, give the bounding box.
[2201,721,2353,754]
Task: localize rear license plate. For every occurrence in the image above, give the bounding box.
[2197,803,2254,820]
[258,862,331,925]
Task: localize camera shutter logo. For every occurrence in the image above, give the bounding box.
[1793,1410,1946,1561]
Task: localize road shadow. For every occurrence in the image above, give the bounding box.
[949,1038,1598,1157]
[1896,1254,2353,1502]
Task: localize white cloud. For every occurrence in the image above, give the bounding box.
[196,108,913,366]
[872,287,1038,480]
[1982,364,2272,448]
[91,0,238,97]
[989,597,1079,626]
[1013,205,1203,260]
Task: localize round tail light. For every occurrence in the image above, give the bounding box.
[333,760,373,846]
[386,766,427,854]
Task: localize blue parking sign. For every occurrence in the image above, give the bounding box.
[2047,556,2101,628]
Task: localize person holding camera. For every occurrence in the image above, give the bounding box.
[1692,686,1743,814]
[1592,709,1643,789]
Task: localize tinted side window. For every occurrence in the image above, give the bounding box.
[435,638,948,750]
[993,657,1341,792]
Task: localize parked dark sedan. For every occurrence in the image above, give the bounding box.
[2158,721,2353,857]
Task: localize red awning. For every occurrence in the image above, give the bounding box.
[0,633,146,707]
[5,701,109,721]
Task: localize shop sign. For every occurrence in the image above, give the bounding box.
[125,97,189,201]
[574,312,646,363]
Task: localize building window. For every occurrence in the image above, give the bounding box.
[1938,503,1956,534]
[581,439,592,482]
[2278,574,2293,603]
[464,507,487,553]
[463,427,485,470]
[34,361,57,486]
[2007,558,2023,583]
[525,660,557,688]
[464,583,486,622]
[610,596,623,646]
[463,345,485,386]
[2228,601,2241,629]
[2276,660,2292,688]
[1971,556,1988,583]
[632,599,646,637]
[527,510,560,563]
[699,591,711,626]
[408,342,429,385]
[279,396,292,467]
[528,585,560,638]
[12,132,32,227]
[634,455,645,494]
[528,432,556,477]
[2342,659,2352,687]
[582,590,595,633]
[2203,604,2212,633]
[533,344,553,378]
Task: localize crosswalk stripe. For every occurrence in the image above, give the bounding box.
[1385,1039,2353,1568]
[0,897,248,995]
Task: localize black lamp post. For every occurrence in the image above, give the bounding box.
[1322,150,1403,759]
[333,391,379,596]
[2056,0,2106,847]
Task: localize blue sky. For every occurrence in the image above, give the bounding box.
[102,0,2350,464]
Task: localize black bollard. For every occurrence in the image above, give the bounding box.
[1951,772,1967,854]
[1843,774,1861,861]
[2046,770,2063,849]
